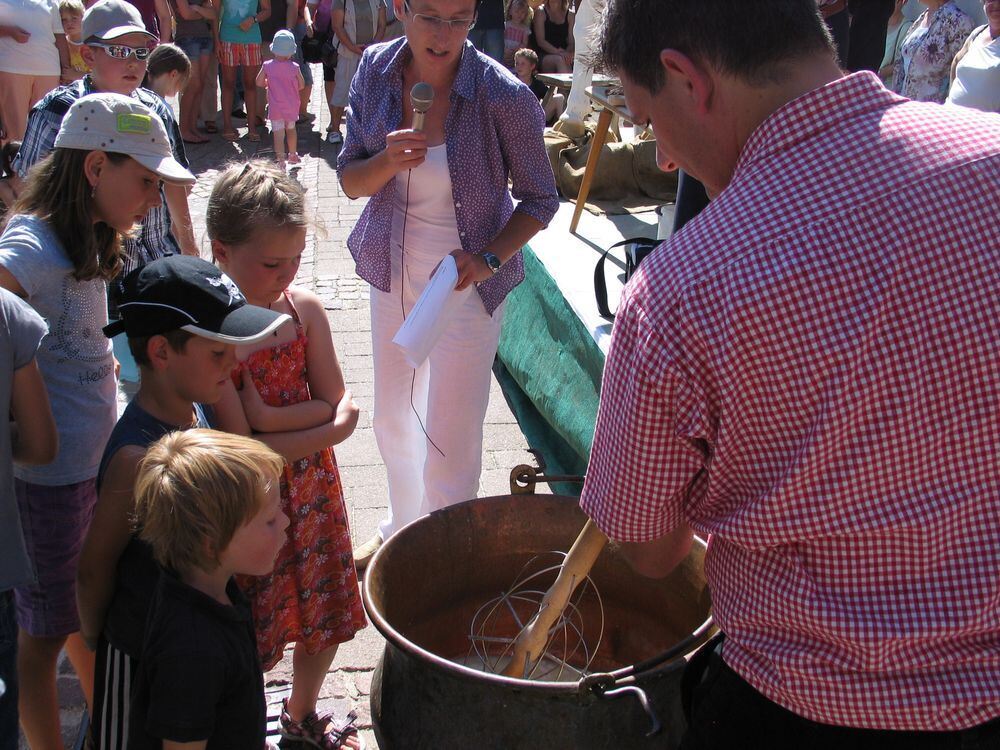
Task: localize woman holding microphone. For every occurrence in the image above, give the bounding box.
[338,0,557,567]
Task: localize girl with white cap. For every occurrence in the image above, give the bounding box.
[256,28,305,167]
[0,92,193,750]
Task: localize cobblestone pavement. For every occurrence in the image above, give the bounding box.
[41,75,534,750]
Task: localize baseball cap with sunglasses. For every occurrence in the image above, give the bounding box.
[82,0,157,44]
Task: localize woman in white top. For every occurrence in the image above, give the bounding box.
[0,0,69,143]
[946,0,1000,112]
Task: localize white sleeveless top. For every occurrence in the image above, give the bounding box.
[390,144,463,259]
[946,27,1000,113]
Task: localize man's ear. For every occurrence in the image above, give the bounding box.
[659,49,715,116]
[80,44,96,66]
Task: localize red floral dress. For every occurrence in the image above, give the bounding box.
[234,296,366,670]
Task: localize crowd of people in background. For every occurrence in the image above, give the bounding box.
[0,0,997,748]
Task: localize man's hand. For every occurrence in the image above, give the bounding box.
[451,249,493,291]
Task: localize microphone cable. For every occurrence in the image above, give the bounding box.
[399,165,446,458]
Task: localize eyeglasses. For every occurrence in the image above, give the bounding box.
[88,42,156,60]
[403,0,477,34]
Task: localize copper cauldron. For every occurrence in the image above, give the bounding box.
[363,490,714,749]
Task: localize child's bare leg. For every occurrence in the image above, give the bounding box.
[17,632,67,750]
[221,64,238,134]
[274,125,286,163]
[286,125,297,159]
[64,632,95,711]
[287,643,360,749]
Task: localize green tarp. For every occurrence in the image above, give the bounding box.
[494,246,606,495]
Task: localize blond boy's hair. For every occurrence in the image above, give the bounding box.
[59,0,84,16]
[134,429,285,575]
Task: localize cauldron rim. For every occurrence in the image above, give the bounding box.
[362,494,714,695]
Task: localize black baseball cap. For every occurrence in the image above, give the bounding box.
[103,256,290,342]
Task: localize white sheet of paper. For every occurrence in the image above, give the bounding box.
[393,254,473,368]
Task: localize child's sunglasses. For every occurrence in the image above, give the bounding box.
[88,42,156,60]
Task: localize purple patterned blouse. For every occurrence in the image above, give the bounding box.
[336,37,559,315]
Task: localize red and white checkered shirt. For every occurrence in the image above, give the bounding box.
[580,73,1000,731]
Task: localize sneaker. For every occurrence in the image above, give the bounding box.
[287,152,301,165]
[353,534,382,573]
[326,130,343,145]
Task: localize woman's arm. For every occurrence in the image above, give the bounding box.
[77,447,145,650]
[286,0,298,30]
[949,27,977,83]
[10,360,57,465]
[331,7,362,54]
[155,0,174,41]
[197,0,216,21]
[174,0,203,22]
[255,0,271,25]
[255,64,267,87]
[374,3,386,42]
[533,9,559,54]
[565,10,574,53]
[163,183,198,255]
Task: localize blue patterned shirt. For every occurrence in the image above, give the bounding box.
[14,78,189,276]
[337,38,559,315]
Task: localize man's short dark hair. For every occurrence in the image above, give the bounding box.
[595,0,835,91]
[129,329,195,368]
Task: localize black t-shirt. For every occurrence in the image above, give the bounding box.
[530,77,548,101]
[128,571,265,750]
[97,400,211,658]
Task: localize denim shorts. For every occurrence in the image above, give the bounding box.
[175,34,214,60]
[293,23,314,88]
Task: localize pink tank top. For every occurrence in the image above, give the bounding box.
[263,58,301,121]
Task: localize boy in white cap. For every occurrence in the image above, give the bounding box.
[255,29,305,168]
[13,0,198,269]
[0,91,193,750]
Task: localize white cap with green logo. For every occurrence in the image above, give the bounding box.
[54,93,196,185]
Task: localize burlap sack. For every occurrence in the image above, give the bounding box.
[543,123,677,204]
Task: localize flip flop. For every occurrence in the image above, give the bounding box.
[203,122,218,134]
[221,130,239,141]
[247,131,261,142]
[183,136,209,144]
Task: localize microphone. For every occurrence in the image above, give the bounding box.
[410,82,434,132]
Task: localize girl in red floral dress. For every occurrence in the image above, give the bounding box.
[212,160,366,750]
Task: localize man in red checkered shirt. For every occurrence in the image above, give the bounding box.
[581,1,1000,747]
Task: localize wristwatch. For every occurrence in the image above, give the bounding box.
[481,252,501,274]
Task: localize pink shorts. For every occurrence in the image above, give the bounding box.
[219,41,262,67]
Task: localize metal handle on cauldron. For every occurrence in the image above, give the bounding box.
[510,450,585,495]
[582,673,663,738]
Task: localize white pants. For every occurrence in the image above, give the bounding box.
[371,242,505,539]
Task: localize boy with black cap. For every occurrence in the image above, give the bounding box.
[77,255,289,750]
[13,0,197,268]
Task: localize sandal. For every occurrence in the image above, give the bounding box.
[279,699,365,750]
[247,131,261,142]
[203,121,218,134]
[221,130,239,141]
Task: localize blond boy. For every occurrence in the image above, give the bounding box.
[58,0,90,79]
[127,429,288,750]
